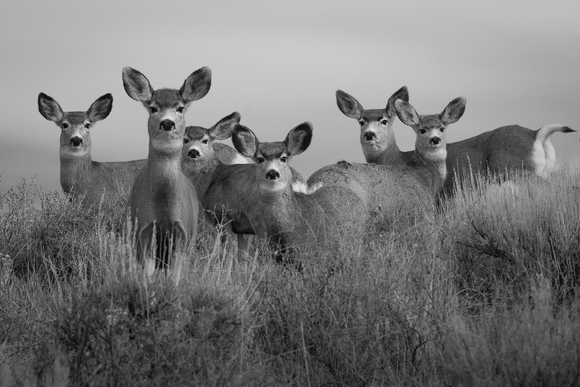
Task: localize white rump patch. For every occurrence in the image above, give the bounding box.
[230,153,253,165]
[531,139,546,177]
[292,181,323,194]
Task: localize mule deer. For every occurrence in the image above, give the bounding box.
[122,66,211,284]
[181,112,252,199]
[308,96,466,228]
[187,115,309,269]
[212,122,366,265]
[38,93,146,209]
[336,87,409,165]
[336,89,575,195]
[181,112,252,275]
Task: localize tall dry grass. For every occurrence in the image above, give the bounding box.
[0,166,579,386]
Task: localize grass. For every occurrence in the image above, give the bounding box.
[0,167,579,386]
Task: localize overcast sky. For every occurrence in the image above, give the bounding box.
[1,0,578,196]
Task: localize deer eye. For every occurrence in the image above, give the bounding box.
[183,138,190,144]
[84,123,91,129]
[202,139,209,145]
[380,119,388,125]
[256,156,265,164]
[358,120,365,127]
[61,123,69,129]
[419,129,426,135]
[149,107,158,114]
[176,107,185,114]
[440,127,445,133]
[280,156,288,163]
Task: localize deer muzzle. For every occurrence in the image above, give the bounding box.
[160,120,176,131]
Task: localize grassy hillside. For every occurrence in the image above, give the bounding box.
[1,168,579,386]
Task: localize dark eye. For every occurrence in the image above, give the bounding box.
[202,139,209,145]
[85,123,91,129]
[381,119,388,125]
[183,138,190,144]
[280,156,288,163]
[61,123,68,129]
[439,127,445,133]
[419,129,426,135]
[358,120,364,126]
[177,107,184,114]
[149,107,158,114]
[257,157,265,164]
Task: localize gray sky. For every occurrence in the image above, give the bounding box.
[1,0,579,195]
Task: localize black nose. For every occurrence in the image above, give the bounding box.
[70,137,83,146]
[430,137,441,145]
[266,170,280,180]
[364,132,376,141]
[187,149,201,159]
[160,120,175,131]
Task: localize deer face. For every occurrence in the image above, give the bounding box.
[38,92,113,160]
[145,89,188,156]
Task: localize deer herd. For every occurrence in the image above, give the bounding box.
[38,66,576,284]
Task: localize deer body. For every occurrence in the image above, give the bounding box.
[336,90,575,195]
[308,96,466,228]
[444,124,575,192]
[229,122,366,264]
[123,66,211,284]
[194,117,308,267]
[38,93,146,209]
[181,112,252,203]
[181,113,254,276]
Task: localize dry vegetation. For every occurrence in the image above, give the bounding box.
[1,167,579,386]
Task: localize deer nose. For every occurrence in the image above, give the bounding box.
[364,131,376,141]
[70,137,83,146]
[160,120,175,131]
[187,149,201,159]
[430,137,441,145]
[266,170,280,180]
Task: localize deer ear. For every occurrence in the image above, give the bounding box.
[87,93,113,122]
[336,90,363,120]
[285,122,313,157]
[232,124,258,158]
[180,66,212,103]
[395,99,420,127]
[387,86,409,118]
[210,112,241,141]
[122,67,154,102]
[38,93,64,122]
[441,97,466,125]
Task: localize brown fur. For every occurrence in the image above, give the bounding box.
[308,97,466,229]
[220,122,366,264]
[123,66,211,284]
[38,92,146,210]
[336,90,575,196]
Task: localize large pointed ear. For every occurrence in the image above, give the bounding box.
[38,93,64,122]
[386,86,409,118]
[209,112,241,141]
[285,122,313,157]
[122,67,154,102]
[441,97,466,125]
[232,124,258,158]
[395,99,420,127]
[336,90,363,120]
[180,66,212,103]
[87,93,113,122]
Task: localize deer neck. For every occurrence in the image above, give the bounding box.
[260,185,295,235]
[59,152,93,195]
[146,148,184,188]
[185,157,224,202]
[365,133,403,164]
[409,150,447,195]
